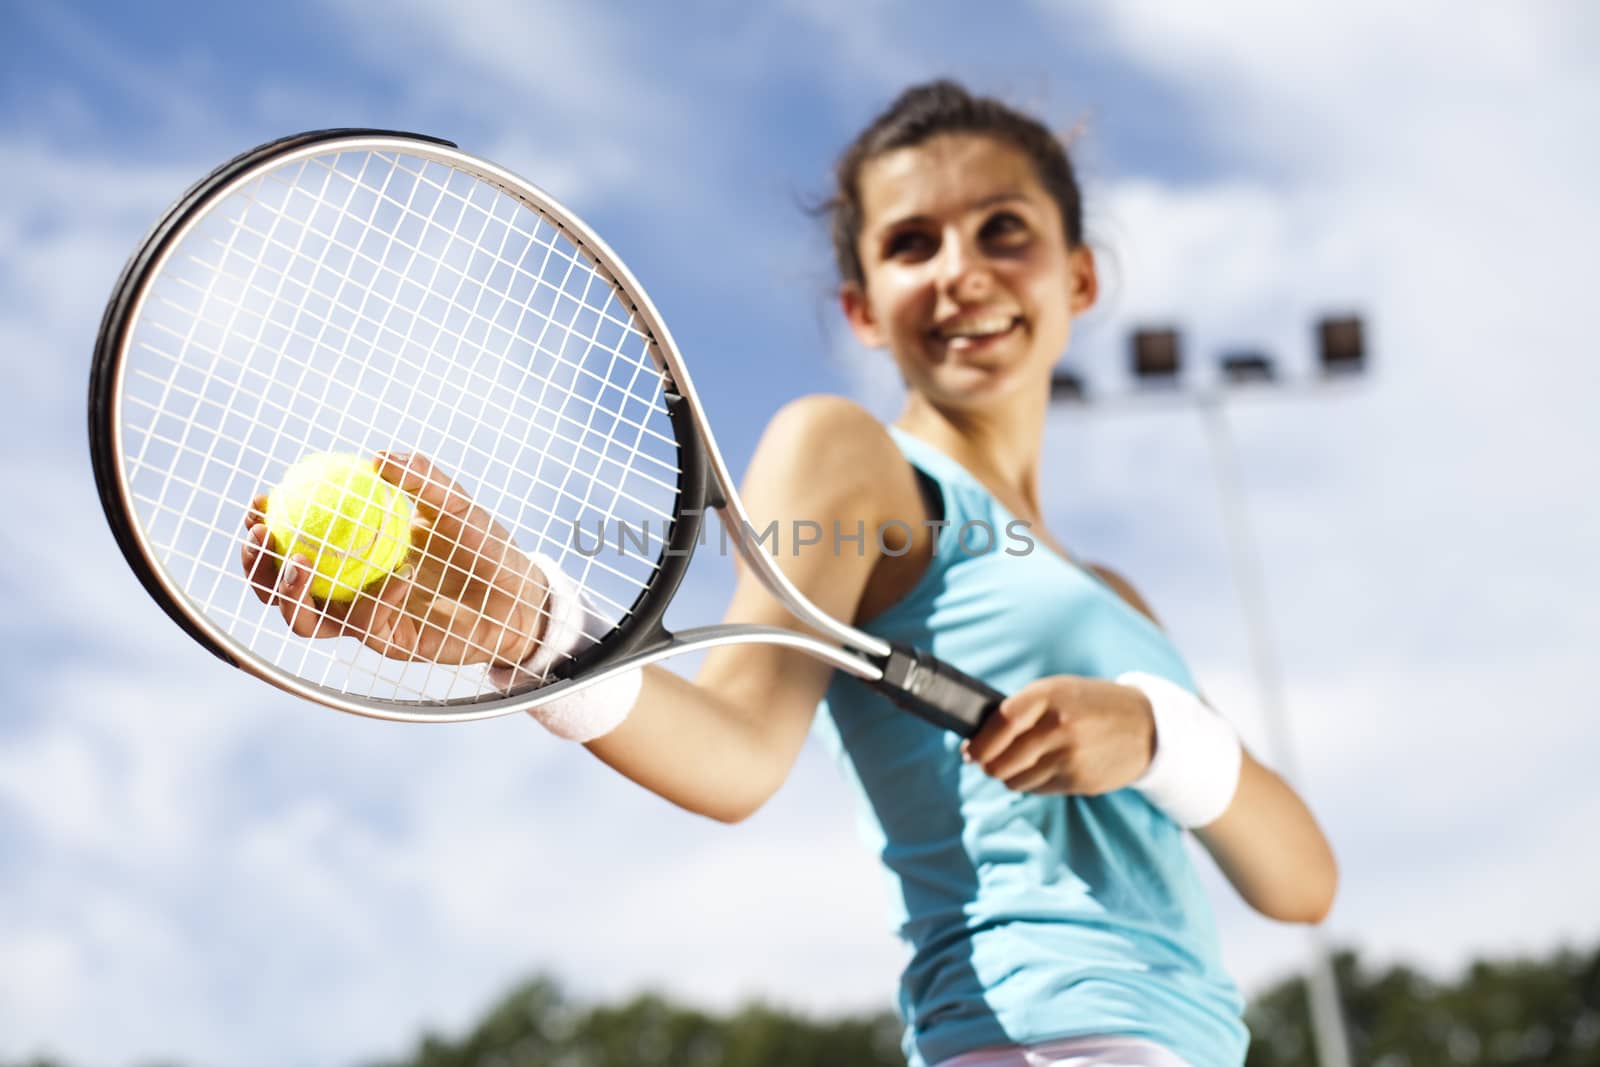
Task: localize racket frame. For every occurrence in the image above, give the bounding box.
[89,131,999,733]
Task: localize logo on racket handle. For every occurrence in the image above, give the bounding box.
[870,643,1002,737]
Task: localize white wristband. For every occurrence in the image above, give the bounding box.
[523,668,642,743]
[489,552,641,742]
[1119,671,1242,828]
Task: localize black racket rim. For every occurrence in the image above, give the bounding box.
[87,130,710,705]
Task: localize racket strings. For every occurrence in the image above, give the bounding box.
[128,285,681,514]
[150,169,679,455]
[116,143,682,703]
[128,237,681,519]
[143,150,420,664]
[140,159,343,633]
[326,152,661,373]
[123,411,667,604]
[133,165,682,498]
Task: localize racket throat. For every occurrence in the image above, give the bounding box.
[867,642,1000,738]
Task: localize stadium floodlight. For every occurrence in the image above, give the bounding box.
[1220,352,1276,385]
[1049,368,1087,404]
[1131,327,1182,383]
[1318,315,1365,377]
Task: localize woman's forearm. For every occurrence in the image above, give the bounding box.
[1194,752,1339,924]
[580,647,832,825]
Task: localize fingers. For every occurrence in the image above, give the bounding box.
[376,452,519,576]
[242,494,268,531]
[256,536,421,654]
[983,718,1067,785]
[242,454,530,663]
[242,480,428,654]
[359,563,418,659]
[963,679,1059,766]
[961,677,1158,797]
[481,575,546,666]
[274,552,346,640]
[241,498,333,634]
[242,522,279,605]
[962,678,1085,792]
[241,494,278,604]
[970,719,1081,795]
[1001,760,1073,795]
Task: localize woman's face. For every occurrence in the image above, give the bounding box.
[841,134,1096,408]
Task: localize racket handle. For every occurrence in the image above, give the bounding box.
[869,642,1002,738]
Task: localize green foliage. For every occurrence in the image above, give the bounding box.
[1246,945,1600,1066]
[359,975,904,1067]
[9,941,1600,1067]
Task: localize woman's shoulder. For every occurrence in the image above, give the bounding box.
[762,393,892,446]
[753,396,936,624]
[753,394,907,492]
[741,394,926,550]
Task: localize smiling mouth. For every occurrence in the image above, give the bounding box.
[932,315,1021,351]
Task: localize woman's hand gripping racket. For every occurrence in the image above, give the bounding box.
[89,130,1001,734]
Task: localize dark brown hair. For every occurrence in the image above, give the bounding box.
[824,79,1085,290]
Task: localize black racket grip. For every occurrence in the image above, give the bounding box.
[868,642,1003,737]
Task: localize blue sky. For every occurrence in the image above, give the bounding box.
[3,3,1598,1065]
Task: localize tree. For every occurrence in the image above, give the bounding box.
[9,940,1599,1066]
[361,976,904,1067]
[1246,945,1600,1066]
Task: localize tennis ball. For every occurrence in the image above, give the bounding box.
[265,453,414,601]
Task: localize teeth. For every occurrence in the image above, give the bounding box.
[939,317,1014,339]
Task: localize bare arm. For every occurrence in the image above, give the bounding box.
[582,396,926,824]
[1193,752,1338,923]
[238,398,919,824]
[966,563,1339,924]
[1095,563,1338,923]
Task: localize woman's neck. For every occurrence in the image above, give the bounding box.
[894,390,1049,520]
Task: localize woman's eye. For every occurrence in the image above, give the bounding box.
[981,212,1029,244]
[885,231,935,259]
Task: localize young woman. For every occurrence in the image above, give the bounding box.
[243,80,1337,1067]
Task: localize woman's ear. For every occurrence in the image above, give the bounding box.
[840,283,885,348]
[1068,245,1099,315]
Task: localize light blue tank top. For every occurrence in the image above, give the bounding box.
[813,428,1248,1067]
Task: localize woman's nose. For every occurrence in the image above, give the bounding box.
[936,233,994,301]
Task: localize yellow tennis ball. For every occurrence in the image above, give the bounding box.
[265,453,414,601]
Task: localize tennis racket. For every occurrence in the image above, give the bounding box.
[89,129,1001,735]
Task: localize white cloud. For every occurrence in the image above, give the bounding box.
[772,0,930,96]
[0,660,902,1066]
[0,145,203,430]
[312,0,691,210]
[1079,2,1598,178]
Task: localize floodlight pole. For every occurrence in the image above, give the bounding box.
[1051,316,1364,1067]
[1196,394,1354,1067]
